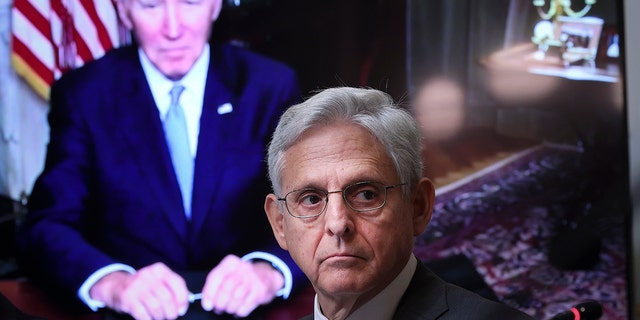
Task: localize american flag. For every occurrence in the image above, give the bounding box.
[11,0,125,100]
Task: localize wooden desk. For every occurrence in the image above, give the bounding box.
[0,279,314,320]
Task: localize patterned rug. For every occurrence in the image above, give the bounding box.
[414,144,630,320]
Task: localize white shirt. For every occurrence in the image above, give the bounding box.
[313,254,418,320]
[140,45,208,157]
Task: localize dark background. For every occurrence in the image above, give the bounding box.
[211,0,408,101]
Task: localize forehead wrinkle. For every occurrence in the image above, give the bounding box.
[281,124,393,190]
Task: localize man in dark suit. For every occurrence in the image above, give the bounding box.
[263,87,535,319]
[16,0,304,319]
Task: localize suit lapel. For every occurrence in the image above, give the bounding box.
[393,262,449,320]
[114,50,188,240]
[189,55,236,236]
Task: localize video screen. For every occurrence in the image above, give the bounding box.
[407,1,631,319]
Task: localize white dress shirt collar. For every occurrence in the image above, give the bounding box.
[313,254,418,320]
[139,45,209,156]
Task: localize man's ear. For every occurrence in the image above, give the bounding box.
[264,194,288,251]
[412,177,435,236]
[211,0,223,21]
[114,0,133,30]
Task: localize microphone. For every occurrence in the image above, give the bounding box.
[550,301,603,320]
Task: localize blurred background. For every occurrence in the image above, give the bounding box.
[1,0,638,319]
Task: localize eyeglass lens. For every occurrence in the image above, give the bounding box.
[285,181,391,218]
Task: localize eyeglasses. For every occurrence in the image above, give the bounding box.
[277,181,406,219]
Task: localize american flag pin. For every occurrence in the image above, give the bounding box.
[217,103,233,115]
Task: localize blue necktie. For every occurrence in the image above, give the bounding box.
[164,85,193,219]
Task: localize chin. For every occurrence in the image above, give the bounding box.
[319,276,370,294]
[160,68,189,80]
[155,59,192,78]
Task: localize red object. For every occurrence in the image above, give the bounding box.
[571,307,581,320]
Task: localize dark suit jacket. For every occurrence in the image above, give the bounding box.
[16,43,305,306]
[301,261,534,320]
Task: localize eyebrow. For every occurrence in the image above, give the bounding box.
[290,178,386,192]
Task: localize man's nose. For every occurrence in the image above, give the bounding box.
[324,192,355,237]
[163,2,182,38]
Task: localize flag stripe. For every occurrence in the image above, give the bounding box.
[11,11,56,72]
[11,36,54,97]
[73,3,108,59]
[94,1,120,46]
[12,36,54,84]
[11,0,121,100]
[13,1,51,42]
[80,0,115,53]
[11,13,55,76]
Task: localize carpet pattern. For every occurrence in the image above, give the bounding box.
[413,144,630,319]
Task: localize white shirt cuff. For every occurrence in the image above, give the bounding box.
[241,251,293,299]
[78,263,137,311]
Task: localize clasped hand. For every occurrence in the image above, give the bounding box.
[90,254,284,320]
